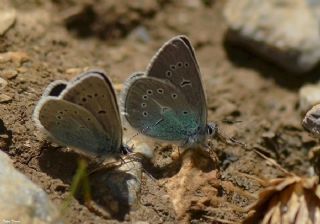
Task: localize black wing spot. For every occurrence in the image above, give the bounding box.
[74,110,78,114]
[82,97,87,102]
[87,118,91,121]
[142,95,148,100]
[157,88,164,94]
[166,71,172,77]
[177,62,183,68]
[87,94,92,98]
[185,62,189,67]
[183,111,188,115]
[143,111,148,117]
[94,93,98,97]
[180,79,192,87]
[147,90,153,95]
[171,93,178,99]
[98,110,106,114]
[57,115,62,120]
[141,103,147,108]
[59,111,64,115]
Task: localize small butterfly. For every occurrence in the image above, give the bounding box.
[33,69,130,157]
[121,35,216,148]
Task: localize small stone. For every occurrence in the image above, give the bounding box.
[0,77,8,90]
[128,26,151,43]
[0,151,62,223]
[299,83,320,114]
[0,94,12,103]
[0,51,29,65]
[89,158,142,218]
[224,0,320,74]
[1,69,18,80]
[0,8,16,36]
[302,104,320,136]
[113,83,123,92]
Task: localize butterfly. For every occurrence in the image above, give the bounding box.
[121,35,216,148]
[33,69,130,157]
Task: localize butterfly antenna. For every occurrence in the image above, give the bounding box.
[125,118,164,145]
[216,126,247,149]
[222,119,243,124]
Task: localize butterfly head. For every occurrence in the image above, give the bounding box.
[120,144,133,155]
[206,122,218,138]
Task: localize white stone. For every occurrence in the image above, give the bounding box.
[0,8,16,35]
[0,77,8,90]
[224,0,320,74]
[0,151,62,223]
[299,83,320,114]
[303,104,320,136]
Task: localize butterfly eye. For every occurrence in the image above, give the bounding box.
[207,124,217,136]
[166,71,172,77]
[157,88,164,94]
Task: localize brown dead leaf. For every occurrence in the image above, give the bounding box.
[244,176,320,224]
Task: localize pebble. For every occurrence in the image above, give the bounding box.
[0,51,29,65]
[0,7,16,36]
[128,26,151,43]
[1,69,18,80]
[0,77,8,90]
[224,0,320,74]
[90,158,142,218]
[0,151,62,223]
[303,104,320,136]
[0,94,12,103]
[299,83,320,114]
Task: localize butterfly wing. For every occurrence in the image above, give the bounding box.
[146,35,207,127]
[122,73,199,141]
[33,97,115,156]
[60,70,122,150]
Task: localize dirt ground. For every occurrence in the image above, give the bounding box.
[1,0,319,223]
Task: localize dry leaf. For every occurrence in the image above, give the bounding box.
[244,176,320,224]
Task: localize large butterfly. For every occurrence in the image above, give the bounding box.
[121,36,215,148]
